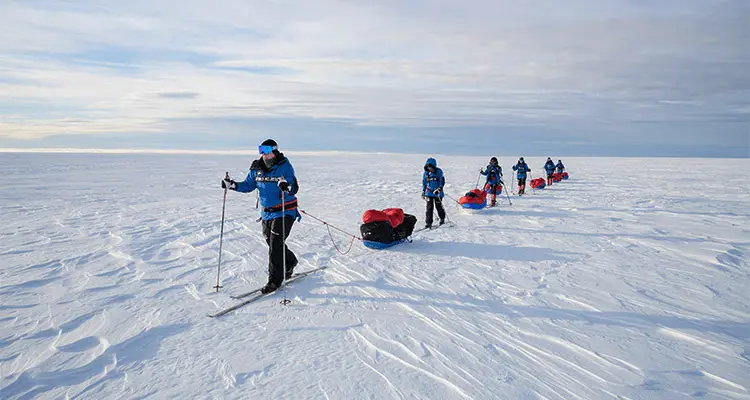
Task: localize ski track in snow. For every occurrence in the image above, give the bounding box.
[1,153,749,399]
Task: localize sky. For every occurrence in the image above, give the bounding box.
[0,0,748,157]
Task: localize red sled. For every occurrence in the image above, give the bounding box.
[361,208,417,248]
[530,178,546,189]
[552,172,563,182]
[459,189,487,210]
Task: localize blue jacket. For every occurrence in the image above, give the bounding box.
[556,161,565,173]
[236,153,300,221]
[422,158,445,199]
[512,162,530,179]
[481,164,503,185]
[544,160,556,175]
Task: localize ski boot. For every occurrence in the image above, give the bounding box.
[260,281,279,294]
[284,260,298,279]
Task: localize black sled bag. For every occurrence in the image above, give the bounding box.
[360,220,394,243]
[392,214,417,241]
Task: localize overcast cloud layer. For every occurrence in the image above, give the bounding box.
[0,0,748,156]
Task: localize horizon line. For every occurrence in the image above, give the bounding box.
[0,147,747,160]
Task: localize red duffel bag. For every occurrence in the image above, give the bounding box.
[382,208,405,228]
[363,209,389,225]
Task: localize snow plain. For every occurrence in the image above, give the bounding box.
[1,152,749,400]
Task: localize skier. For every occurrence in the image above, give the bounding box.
[544,157,556,186]
[422,157,446,229]
[556,159,565,174]
[480,157,503,207]
[512,157,531,195]
[221,139,300,294]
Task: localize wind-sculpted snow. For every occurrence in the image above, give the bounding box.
[1,152,749,399]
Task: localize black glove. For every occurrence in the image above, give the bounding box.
[277,178,290,193]
[421,193,426,200]
[433,188,441,195]
[221,179,237,190]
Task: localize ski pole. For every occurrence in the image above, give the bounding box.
[502,180,513,206]
[444,210,455,227]
[475,172,482,189]
[281,181,291,305]
[214,172,229,292]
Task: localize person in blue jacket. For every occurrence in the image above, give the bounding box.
[422,158,446,229]
[512,157,531,195]
[556,160,565,174]
[222,139,300,294]
[544,157,556,186]
[480,156,503,207]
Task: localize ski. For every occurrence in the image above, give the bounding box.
[209,266,327,318]
[230,266,326,299]
[230,287,262,300]
[413,222,454,235]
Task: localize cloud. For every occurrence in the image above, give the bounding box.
[0,0,747,155]
[157,92,200,99]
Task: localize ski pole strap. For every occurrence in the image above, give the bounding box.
[299,209,363,241]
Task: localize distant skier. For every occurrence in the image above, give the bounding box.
[512,157,531,195]
[221,139,300,294]
[556,159,565,174]
[422,158,446,229]
[544,157,556,186]
[480,157,503,207]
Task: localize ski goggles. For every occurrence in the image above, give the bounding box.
[258,145,278,155]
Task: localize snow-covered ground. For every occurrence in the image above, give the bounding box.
[1,152,749,400]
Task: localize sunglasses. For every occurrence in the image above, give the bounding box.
[258,145,278,155]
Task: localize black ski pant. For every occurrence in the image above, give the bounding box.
[425,197,446,226]
[262,216,298,286]
[518,177,526,193]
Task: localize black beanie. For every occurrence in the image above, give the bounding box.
[261,139,278,148]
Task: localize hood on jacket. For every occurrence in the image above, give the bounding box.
[424,157,437,171]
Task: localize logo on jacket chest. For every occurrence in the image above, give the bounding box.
[255,175,282,183]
